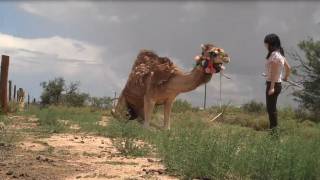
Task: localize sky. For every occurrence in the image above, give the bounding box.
[0,1,319,107]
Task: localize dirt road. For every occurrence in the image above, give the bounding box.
[0,115,177,180]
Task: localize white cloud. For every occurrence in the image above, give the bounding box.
[0,32,102,64]
[18,2,139,24]
[20,2,97,22]
[0,33,123,97]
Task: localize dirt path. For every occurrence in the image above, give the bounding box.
[0,115,177,180]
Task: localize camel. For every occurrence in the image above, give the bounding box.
[113,44,230,129]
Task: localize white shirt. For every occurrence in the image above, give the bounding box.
[265,51,285,82]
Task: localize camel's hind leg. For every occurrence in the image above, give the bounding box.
[143,96,155,129]
[164,100,174,130]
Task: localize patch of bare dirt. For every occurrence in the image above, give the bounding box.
[1,115,177,180]
[42,134,176,180]
[0,146,80,180]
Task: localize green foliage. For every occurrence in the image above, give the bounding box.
[63,81,89,107]
[36,108,66,133]
[106,108,320,179]
[291,39,320,121]
[171,99,195,113]
[40,77,91,107]
[113,138,151,157]
[40,77,65,105]
[0,116,19,162]
[89,96,113,110]
[242,100,265,114]
[34,106,104,134]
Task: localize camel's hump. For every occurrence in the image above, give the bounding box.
[124,50,179,93]
[131,50,174,69]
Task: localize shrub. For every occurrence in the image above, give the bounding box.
[242,100,265,113]
[172,99,194,113]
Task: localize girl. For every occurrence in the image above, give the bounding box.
[264,33,291,130]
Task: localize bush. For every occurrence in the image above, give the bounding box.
[242,100,265,113]
[291,38,320,121]
[36,108,66,133]
[171,99,194,113]
[107,109,320,179]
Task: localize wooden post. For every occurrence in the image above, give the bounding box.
[8,80,12,101]
[13,85,16,101]
[203,83,207,109]
[113,92,117,108]
[27,94,30,108]
[0,55,9,113]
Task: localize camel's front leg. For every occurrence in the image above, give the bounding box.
[111,93,126,119]
[143,96,155,129]
[164,100,174,130]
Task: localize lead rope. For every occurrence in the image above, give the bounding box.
[210,72,232,122]
[219,71,222,109]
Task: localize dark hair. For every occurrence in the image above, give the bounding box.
[264,33,285,59]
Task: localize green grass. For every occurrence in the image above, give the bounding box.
[105,107,320,179]
[20,105,106,134]
[0,115,19,145]
[17,105,320,179]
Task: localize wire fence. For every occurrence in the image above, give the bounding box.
[0,55,35,113]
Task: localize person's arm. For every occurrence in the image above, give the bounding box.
[283,58,291,81]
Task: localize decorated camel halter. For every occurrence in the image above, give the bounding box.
[195,47,226,74]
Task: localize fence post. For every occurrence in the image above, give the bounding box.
[27,94,30,107]
[13,85,16,101]
[113,91,117,108]
[0,55,9,113]
[8,80,12,102]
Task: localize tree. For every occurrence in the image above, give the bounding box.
[89,96,113,109]
[40,77,111,108]
[290,38,320,121]
[64,81,89,107]
[40,77,65,105]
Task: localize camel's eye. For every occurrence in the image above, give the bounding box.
[209,51,217,58]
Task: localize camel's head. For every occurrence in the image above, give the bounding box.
[195,44,230,75]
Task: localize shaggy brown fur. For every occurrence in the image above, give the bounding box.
[120,50,181,119]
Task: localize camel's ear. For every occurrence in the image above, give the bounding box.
[201,44,205,50]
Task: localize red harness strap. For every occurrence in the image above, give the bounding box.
[204,59,216,74]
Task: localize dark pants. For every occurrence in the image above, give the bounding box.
[266,81,282,129]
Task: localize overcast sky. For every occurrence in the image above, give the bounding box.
[0,1,319,107]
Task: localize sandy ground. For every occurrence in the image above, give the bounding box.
[0,115,178,180]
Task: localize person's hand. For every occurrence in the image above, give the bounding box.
[268,88,275,95]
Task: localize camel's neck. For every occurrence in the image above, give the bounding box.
[167,67,210,93]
